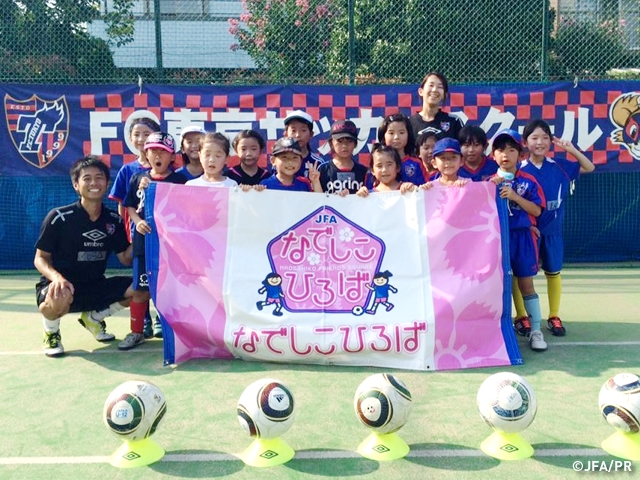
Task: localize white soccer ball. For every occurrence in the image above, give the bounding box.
[237,378,295,440]
[103,380,167,442]
[354,373,412,434]
[477,372,537,434]
[599,373,640,434]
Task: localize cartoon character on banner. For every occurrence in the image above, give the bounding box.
[256,272,285,317]
[361,270,397,315]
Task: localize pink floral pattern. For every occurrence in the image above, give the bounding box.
[424,183,511,370]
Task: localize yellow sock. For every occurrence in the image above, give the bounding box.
[546,272,562,318]
[512,277,527,319]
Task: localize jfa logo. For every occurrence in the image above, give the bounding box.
[4,94,70,169]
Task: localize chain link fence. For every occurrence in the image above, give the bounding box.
[1,0,638,85]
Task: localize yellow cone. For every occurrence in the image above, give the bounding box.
[480,431,534,460]
[241,437,295,467]
[357,432,410,461]
[601,431,640,461]
[109,437,165,468]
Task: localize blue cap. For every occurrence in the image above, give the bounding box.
[492,129,522,148]
[432,138,462,157]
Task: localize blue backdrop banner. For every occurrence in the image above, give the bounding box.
[2,81,640,176]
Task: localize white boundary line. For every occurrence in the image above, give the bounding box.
[3,341,640,356]
[0,448,609,465]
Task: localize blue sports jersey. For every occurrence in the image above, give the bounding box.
[175,165,201,181]
[520,156,580,235]
[491,169,546,231]
[108,160,150,202]
[259,175,313,192]
[458,156,499,182]
[400,156,426,185]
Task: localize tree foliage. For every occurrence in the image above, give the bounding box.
[0,0,133,82]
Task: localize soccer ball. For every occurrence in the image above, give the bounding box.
[237,378,295,440]
[477,372,537,434]
[599,373,640,434]
[103,380,167,443]
[354,373,412,434]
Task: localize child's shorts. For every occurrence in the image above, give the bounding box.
[133,255,149,291]
[539,234,563,273]
[510,229,539,278]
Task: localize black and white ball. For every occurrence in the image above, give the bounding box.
[354,373,412,434]
[599,373,640,434]
[103,380,167,442]
[477,372,537,434]
[237,378,295,440]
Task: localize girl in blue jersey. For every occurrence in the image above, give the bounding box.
[490,129,547,352]
[259,137,322,192]
[377,113,426,186]
[356,144,417,196]
[513,119,595,337]
[458,124,498,182]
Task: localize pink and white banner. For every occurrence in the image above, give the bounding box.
[145,182,521,371]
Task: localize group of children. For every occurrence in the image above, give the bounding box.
[105,89,593,353]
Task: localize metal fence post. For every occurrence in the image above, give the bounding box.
[154,0,164,81]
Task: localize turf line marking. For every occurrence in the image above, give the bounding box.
[0,348,164,356]
[2,341,640,357]
[0,448,609,465]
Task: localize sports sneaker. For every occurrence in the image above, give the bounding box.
[43,330,64,357]
[153,316,163,339]
[547,316,566,336]
[514,316,531,337]
[143,311,153,339]
[78,312,115,342]
[118,332,145,351]
[528,330,548,352]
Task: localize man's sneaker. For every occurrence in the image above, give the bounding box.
[528,330,548,352]
[143,311,153,339]
[78,312,115,342]
[514,316,531,337]
[153,316,163,339]
[118,332,145,351]
[43,330,64,357]
[547,317,566,336]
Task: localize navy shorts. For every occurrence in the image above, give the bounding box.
[133,255,149,291]
[538,234,563,273]
[36,276,131,313]
[510,229,539,278]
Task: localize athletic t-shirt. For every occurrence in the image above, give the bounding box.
[35,202,129,285]
[318,160,368,194]
[259,176,313,192]
[186,176,238,188]
[520,156,580,235]
[458,156,499,182]
[490,170,546,230]
[224,165,270,185]
[409,110,464,140]
[124,171,187,255]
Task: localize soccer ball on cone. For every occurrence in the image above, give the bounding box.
[599,373,640,434]
[477,372,537,434]
[103,380,167,442]
[237,378,295,440]
[354,373,412,435]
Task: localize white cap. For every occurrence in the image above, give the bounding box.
[180,125,206,137]
[284,110,314,127]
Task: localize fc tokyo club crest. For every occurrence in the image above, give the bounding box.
[4,94,70,169]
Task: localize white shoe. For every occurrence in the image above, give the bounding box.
[118,332,145,351]
[78,312,115,342]
[528,330,548,352]
[43,330,64,357]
